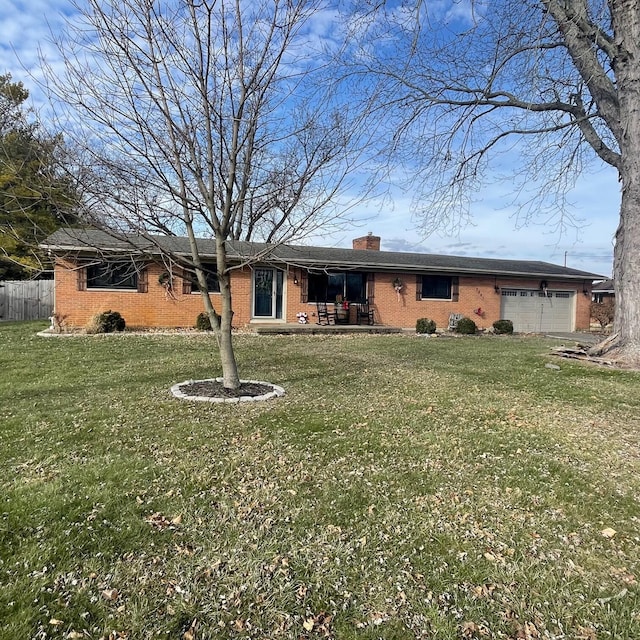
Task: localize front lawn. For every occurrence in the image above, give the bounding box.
[1,322,639,639]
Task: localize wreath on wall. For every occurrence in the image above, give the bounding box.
[158,271,177,299]
[393,278,403,301]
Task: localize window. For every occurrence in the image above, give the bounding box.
[307,271,366,303]
[421,275,452,300]
[87,262,138,290]
[187,265,220,294]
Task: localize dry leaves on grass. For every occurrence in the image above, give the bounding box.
[145,512,183,529]
[461,620,491,637]
[302,612,333,636]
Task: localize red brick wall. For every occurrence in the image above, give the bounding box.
[54,258,253,329]
[359,273,591,331]
[54,258,592,331]
[294,273,591,331]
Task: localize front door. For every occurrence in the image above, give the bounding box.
[253,268,284,319]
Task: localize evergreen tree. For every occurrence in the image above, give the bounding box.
[0,74,77,279]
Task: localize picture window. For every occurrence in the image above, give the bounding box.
[421,275,452,300]
[86,262,138,290]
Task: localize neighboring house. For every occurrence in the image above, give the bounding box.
[41,229,603,333]
[592,279,615,303]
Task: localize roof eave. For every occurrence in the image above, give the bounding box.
[292,257,602,280]
[41,238,604,280]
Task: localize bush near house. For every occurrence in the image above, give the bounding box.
[195,312,212,331]
[493,319,514,334]
[196,310,228,331]
[455,316,477,334]
[87,310,126,333]
[416,318,436,334]
[590,299,615,330]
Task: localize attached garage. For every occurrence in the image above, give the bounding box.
[500,289,575,333]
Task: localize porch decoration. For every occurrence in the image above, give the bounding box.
[393,278,403,301]
[296,311,308,324]
[335,298,349,323]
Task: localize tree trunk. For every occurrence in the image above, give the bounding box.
[591,1,640,364]
[186,217,240,389]
[214,236,240,389]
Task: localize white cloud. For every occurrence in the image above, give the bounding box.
[0,0,75,107]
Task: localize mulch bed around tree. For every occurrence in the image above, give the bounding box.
[178,380,276,398]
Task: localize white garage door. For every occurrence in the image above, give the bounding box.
[500,289,575,333]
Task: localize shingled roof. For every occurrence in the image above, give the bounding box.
[42,228,604,281]
[592,279,614,292]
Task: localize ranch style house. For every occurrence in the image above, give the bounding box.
[42,229,602,333]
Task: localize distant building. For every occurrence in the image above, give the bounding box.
[592,279,614,303]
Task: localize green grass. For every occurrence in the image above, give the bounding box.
[1,322,639,639]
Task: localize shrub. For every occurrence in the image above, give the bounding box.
[590,299,615,329]
[416,318,436,334]
[89,310,126,333]
[493,319,514,335]
[196,310,227,330]
[455,317,476,334]
[196,312,212,331]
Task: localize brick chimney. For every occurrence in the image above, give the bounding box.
[352,232,381,251]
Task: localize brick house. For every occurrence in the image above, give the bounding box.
[42,229,602,333]
[592,279,615,303]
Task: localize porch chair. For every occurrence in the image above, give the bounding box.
[356,300,375,325]
[316,301,336,325]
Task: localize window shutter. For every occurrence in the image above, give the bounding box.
[77,266,87,291]
[416,274,422,301]
[300,270,308,303]
[366,272,375,301]
[452,276,459,302]
[182,269,193,295]
[137,266,148,293]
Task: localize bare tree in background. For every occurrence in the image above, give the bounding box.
[349,0,640,363]
[43,0,372,388]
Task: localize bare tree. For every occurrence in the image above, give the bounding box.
[348,0,640,363]
[43,0,372,388]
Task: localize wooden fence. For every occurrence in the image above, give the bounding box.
[0,280,54,322]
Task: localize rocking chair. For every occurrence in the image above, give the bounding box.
[316,301,336,325]
[356,300,375,325]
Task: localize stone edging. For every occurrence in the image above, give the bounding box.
[170,378,285,404]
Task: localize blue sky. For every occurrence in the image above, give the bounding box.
[0,0,619,278]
